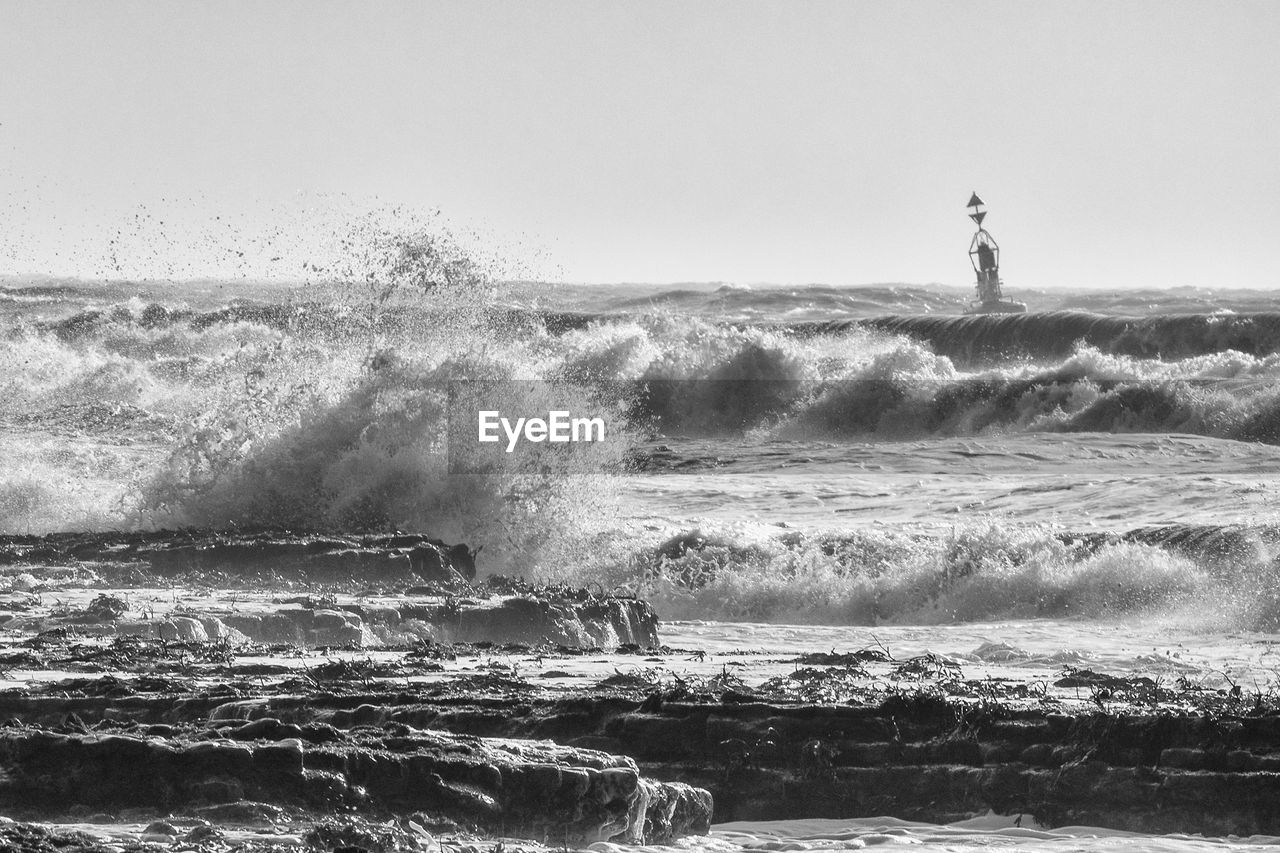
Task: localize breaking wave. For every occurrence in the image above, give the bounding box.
[0,221,632,566]
[544,522,1280,630]
[6,232,1280,601]
[9,294,1280,539]
[537,314,1280,442]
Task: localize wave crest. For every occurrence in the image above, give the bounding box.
[798,311,1280,365]
[546,522,1279,629]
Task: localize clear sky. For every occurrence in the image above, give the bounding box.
[1,1,1277,289]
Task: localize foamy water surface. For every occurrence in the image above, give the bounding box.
[5,276,1280,844]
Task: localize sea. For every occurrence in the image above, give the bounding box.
[5,269,1280,850]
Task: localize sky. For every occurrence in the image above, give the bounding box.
[0,0,1278,289]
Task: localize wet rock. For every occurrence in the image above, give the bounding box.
[221,717,303,741]
[312,609,353,631]
[222,613,303,645]
[446,544,480,581]
[189,800,289,825]
[0,530,482,584]
[189,777,244,803]
[443,596,659,648]
[157,616,208,642]
[0,821,111,853]
[304,816,419,853]
[197,616,247,644]
[0,531,649,650]
[83,594,128,622]
[174,595,655,650]
[254,738,304,775]
[140,819,179,842]
[184,822,223,843]
[408,543,474,585]
[202,692,1280,836]
[8,614,1280,839]
[0,728,710,844]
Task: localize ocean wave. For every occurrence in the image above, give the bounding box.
[15,296,1280,451]
[794,311,1280,364]
[136,350,630,552]
[542,522,1280,629]
[6,257,1280,570]
[500,282,1280,323]
[549,314,1280,442]
[778,374,1280,444]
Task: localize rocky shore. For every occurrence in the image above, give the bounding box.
[0,725,710,845]
[3,532,1280,849]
